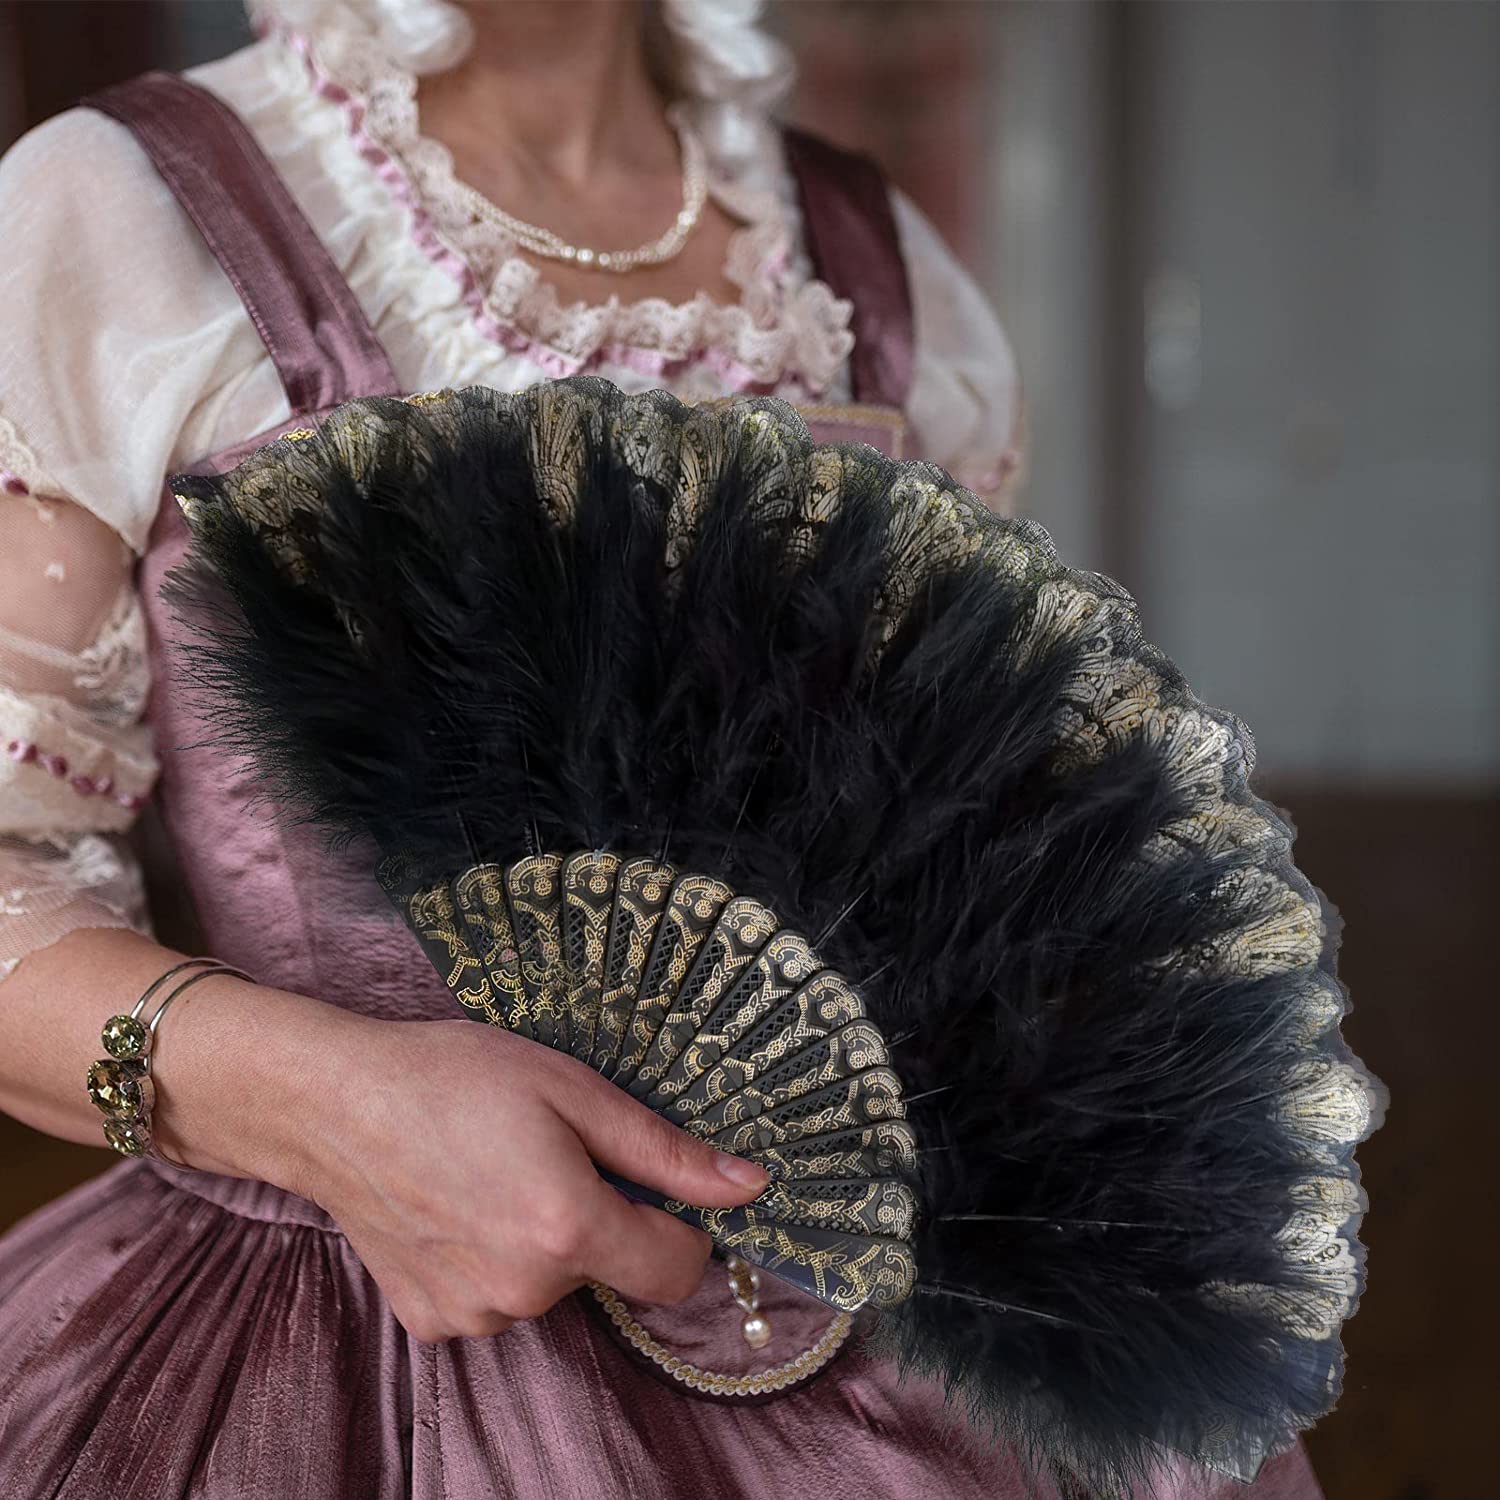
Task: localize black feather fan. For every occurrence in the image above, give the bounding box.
[167,379,1380,1493]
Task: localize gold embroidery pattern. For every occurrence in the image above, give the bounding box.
[507,853,567,1050]
[632,896,777,1099]
[452,863,532,1038]
[560,851,621,1061]
[589,858,675,1073]
[660,949,850,1116]
[674,1209,915,1310]
[381,847,919,1314]
[614,874,735,1088]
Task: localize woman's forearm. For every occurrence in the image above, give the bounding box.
[1,927,772,1339]
[0,926,345,1191]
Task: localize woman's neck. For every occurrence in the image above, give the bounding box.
[404,0,744,311]
[418,0,675,190]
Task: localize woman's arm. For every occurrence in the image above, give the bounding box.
[3,925,770,1342]
[0,927,286,1163]
[3,927,774,1338]
[0,497,765,1340]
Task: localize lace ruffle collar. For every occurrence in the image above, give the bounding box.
[269,16,854,394]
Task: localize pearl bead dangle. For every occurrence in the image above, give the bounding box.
[727,1255,772,1350]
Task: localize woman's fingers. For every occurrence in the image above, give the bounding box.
[555,1061,769,1209]
[309,1023,760,1340]
[577,1176,714,1305]
[449,1309,517,1341]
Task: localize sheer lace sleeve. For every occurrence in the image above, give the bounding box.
[0,106,276,553]
[892,188,1026,512]
[0,495,157,981]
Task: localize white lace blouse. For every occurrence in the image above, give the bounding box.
[0,25,1022,978]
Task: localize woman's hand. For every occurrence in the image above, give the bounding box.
[160,980,769,1343]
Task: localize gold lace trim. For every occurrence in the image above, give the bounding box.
[587,1282,855,1398]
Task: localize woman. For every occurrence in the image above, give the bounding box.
[0,2,1321,1496]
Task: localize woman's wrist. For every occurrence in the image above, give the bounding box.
[150,976,362,1195]
[1,927,361,1193]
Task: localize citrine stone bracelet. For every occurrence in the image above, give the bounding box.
[87,959,251,1162]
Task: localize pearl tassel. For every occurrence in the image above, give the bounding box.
[727,1255,772,1350]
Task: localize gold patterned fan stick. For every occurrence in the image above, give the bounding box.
[559,851,621,1062]
[653,958,858,1111]
[699,1065,907,1147]
[378,848,920,1313]
[452,864,534,1039]
[507,854,568,1052]
[667,1008,889,1126]
[625,896,781,1099]
[753,1175,917,1238]
[585,857,676,1076]
[379,866,500,1022]
[647,928,822,1108]
[751,1120,920,1182]
[611,873,735,1088]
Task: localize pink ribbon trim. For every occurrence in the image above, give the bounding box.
[5,738,146,810]
[279,28,824,399]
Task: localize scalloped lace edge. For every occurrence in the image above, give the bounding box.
[0,406,62,498]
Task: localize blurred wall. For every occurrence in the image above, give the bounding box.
[1126,0,1498,786]
[785,0,1498,790]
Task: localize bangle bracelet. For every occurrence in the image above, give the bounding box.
[87,959,252,1162]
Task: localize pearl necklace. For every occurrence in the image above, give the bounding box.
[455,119,709,274]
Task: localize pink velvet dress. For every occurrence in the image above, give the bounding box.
[0,73,1323,1500]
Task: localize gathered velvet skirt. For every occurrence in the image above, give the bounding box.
[0,1159,1325,1499]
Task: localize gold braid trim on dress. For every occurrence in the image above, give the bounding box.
[587,1283,855,1399]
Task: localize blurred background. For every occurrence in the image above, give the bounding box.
[1,3,1494,1496]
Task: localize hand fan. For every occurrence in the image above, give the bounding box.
[167,378,1381,1491]
[376,848,919,1313]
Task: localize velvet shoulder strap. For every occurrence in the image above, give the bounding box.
[84,71,399,414]
[781,127,915,412]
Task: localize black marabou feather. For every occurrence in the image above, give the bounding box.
[166,380,1380,1495]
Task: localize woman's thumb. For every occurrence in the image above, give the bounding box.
[561,1072,769,1208]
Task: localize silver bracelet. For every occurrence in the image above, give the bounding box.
[86,959,252,1163]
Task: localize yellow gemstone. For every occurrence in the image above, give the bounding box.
[103,1119,148,1157]
[101,1013,149,1060]
[87,1058,143,1118]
